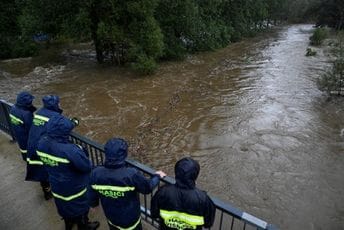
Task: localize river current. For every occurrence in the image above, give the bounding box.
[1,24,343,230]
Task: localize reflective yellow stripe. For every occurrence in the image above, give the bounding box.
[52,188,87,201]
[10,114,24,124]
[108,217,141,230]
[20,149,27,154]
[91,185,135,192]
[27,158,44,165]
[160,210,204,226]
[36,151,70,163]
[33,114,49,122]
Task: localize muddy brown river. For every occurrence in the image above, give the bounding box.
[1,24,343,230]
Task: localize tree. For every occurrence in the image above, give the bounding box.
[88,0,164,74]
[316,0,344,30]
[155,0,200,59]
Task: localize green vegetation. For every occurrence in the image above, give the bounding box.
[315,0,344,30]
[0,0,343,74]
[317,34,344,95]
[310,28,328,46]
[306,48,317,56]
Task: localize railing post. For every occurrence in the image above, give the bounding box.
[0,100,15,141]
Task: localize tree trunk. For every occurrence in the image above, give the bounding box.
[89,3,103,63]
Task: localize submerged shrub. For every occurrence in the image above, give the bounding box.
[132,55,158,75]
[310,28,328,46]
[306,48,317,56]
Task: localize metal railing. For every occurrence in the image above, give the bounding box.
[0,99,277,230]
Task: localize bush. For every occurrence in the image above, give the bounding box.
[317,33,344,94]
[11,37,38,57]
[306,48,317,56]
[132,55,158,75]
[310,28,328,46]
[0,36,38,59]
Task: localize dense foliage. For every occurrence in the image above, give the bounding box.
[315,0,344,30]
[0,0,342,73]
[310,28,328,46]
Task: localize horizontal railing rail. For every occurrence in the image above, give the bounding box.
[0,99,277,230]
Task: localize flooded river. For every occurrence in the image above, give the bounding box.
[1,24,344,230]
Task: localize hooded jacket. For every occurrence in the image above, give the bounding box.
[9,91,36,161]
[26,95,62,182]
[151,157,216,230]
[89,138,160,229]
[37,114,91,218]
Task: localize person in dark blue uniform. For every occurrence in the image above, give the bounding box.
[89,137,166,230]
[37,114,99,230]
[9,91,36,161]
[151,157,216,230]
[26,95,63,200]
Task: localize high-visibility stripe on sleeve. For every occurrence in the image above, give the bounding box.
[160,209,204,226]
[36,151,70,163]
[20,149,27,153]
[27,158,44,165]
[33,114,49,122]
[52,188,87,201]
[10,114,24,124]
[108,217,141,230]
[91,185,135,192]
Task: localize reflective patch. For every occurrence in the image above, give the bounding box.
[91,185,135,199]
[33,114,49,126]
[160,210,204,230]
[37,150,70,167]
[20,149,27,154]
[27,158,44,165]
[52,188,87,201]
[108,217,141,230]
[10,114,23,125]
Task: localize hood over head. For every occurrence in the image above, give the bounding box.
[16,91,35,109]
[175,157,200,189]
[42,95,62,113]
[46,114,74,142]
[104,138,128,168]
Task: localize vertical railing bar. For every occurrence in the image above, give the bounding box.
[90,147,95,166]
[219,211,224,230]
[99,147,104,165]
[144,194,148,220]
[243,221,246,230]
[88,145,95,167]
[231,216,235,230]
[150,192,154,224]
[96,148,100,166]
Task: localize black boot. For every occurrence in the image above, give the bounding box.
[43,189,53,200]
[86,221,100,230]
[77,214,100,230]
[64,219,75,230]
[40,181,53,200]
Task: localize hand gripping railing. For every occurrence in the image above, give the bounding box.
[0,99,277,230]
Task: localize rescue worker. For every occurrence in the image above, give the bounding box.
[26,95,63,200]
[151,157,216,230]
[9,91,36,161]
[89,137,166,230]
[36,114,99,230]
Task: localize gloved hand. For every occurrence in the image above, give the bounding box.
[70,117,79,127]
